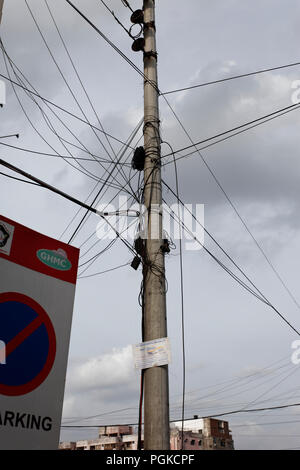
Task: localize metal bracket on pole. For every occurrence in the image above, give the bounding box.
[143,50,158,60]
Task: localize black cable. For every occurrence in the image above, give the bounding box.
[202,402,300,419]
[162,141,186,451]
[161,101,300,159]
[65,0,143,80]
[78,261,130,279]
[0,134,19,139]
[1,169,137,276]
[161,60,300,96]
[162,95,300,314]
[1,44,124,188]
[24,3,129,193]
[64,0,158,93]
[67,119,143,244]
[137,369,144,451]
[0,141,131,164]
[121,0,134,13]
[0,72,134,150]
[63,406,137,425]
[77,212,139,276]
[174,362,296,414]
[162,196,300,336]
[163,199,268,304]
[77,210,138,277]
[1,43,100,184]
[61,119,143,244]
[60,402,300,428]
[162,180,271,304]
[78,239,117,268]
[0,158,137,258]
[45,0,141,198]
[236,365,300,415]
[44,0,117,161]
[1,46,131,201]
[44,0,131,194]
[0,171,41,186]
[162,103,300,167]
[77,201,138,275]
[98,0,134,39]
[60,354,293,425]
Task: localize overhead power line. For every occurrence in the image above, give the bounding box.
[161,95,300,315]
[162,60,300,96]
[85,0,300,321]
[64,125,143,259]
[44,0,119,164]
[98,0,134,39]
[64,0,154,87]
[43,0,127,182]
[60,402,300,428]
[0,158,137,256]
[0,171,40,186]
[0,141,131,165]
[72,0,300,103]
[0,134,19,139]
[162,141,186,450]
[188,401,300,419]
[121,0,134,13]
[0,72,134,150]
[67,118,143,244]
[162,102,300,166]
[162,186,300,336]
[78,261,131,279]
[161,102,300,160]
[0,158,112,216]
[4,13,129,196]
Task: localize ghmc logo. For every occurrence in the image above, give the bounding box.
[37,248,72,271]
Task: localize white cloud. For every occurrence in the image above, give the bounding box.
[66,345,135,393]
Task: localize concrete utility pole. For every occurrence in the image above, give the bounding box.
[142,0,170,450]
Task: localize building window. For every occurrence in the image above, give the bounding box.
[190,440,195,446]
[198,440,202,446]
[218,422,225,433]
[221,440,225,447]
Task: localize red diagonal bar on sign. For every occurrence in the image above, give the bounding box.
[4,316,43,358]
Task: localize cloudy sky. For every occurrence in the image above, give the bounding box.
[1,0,300,450]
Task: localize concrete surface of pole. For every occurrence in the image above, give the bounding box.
[142,0,170,450]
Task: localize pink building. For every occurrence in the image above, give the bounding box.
[171,417,234,450]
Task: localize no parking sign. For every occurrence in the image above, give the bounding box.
[0,215,79,449]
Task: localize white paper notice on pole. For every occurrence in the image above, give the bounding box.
[0,215,79,450]
[133,337,171,370]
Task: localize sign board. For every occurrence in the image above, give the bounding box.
[133,337,171,370]
[0,215,79,449]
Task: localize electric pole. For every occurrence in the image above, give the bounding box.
[142,0,170,450]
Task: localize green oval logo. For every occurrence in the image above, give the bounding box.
[37,249,72,271]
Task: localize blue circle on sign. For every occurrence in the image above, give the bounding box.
[0,292,56,396]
